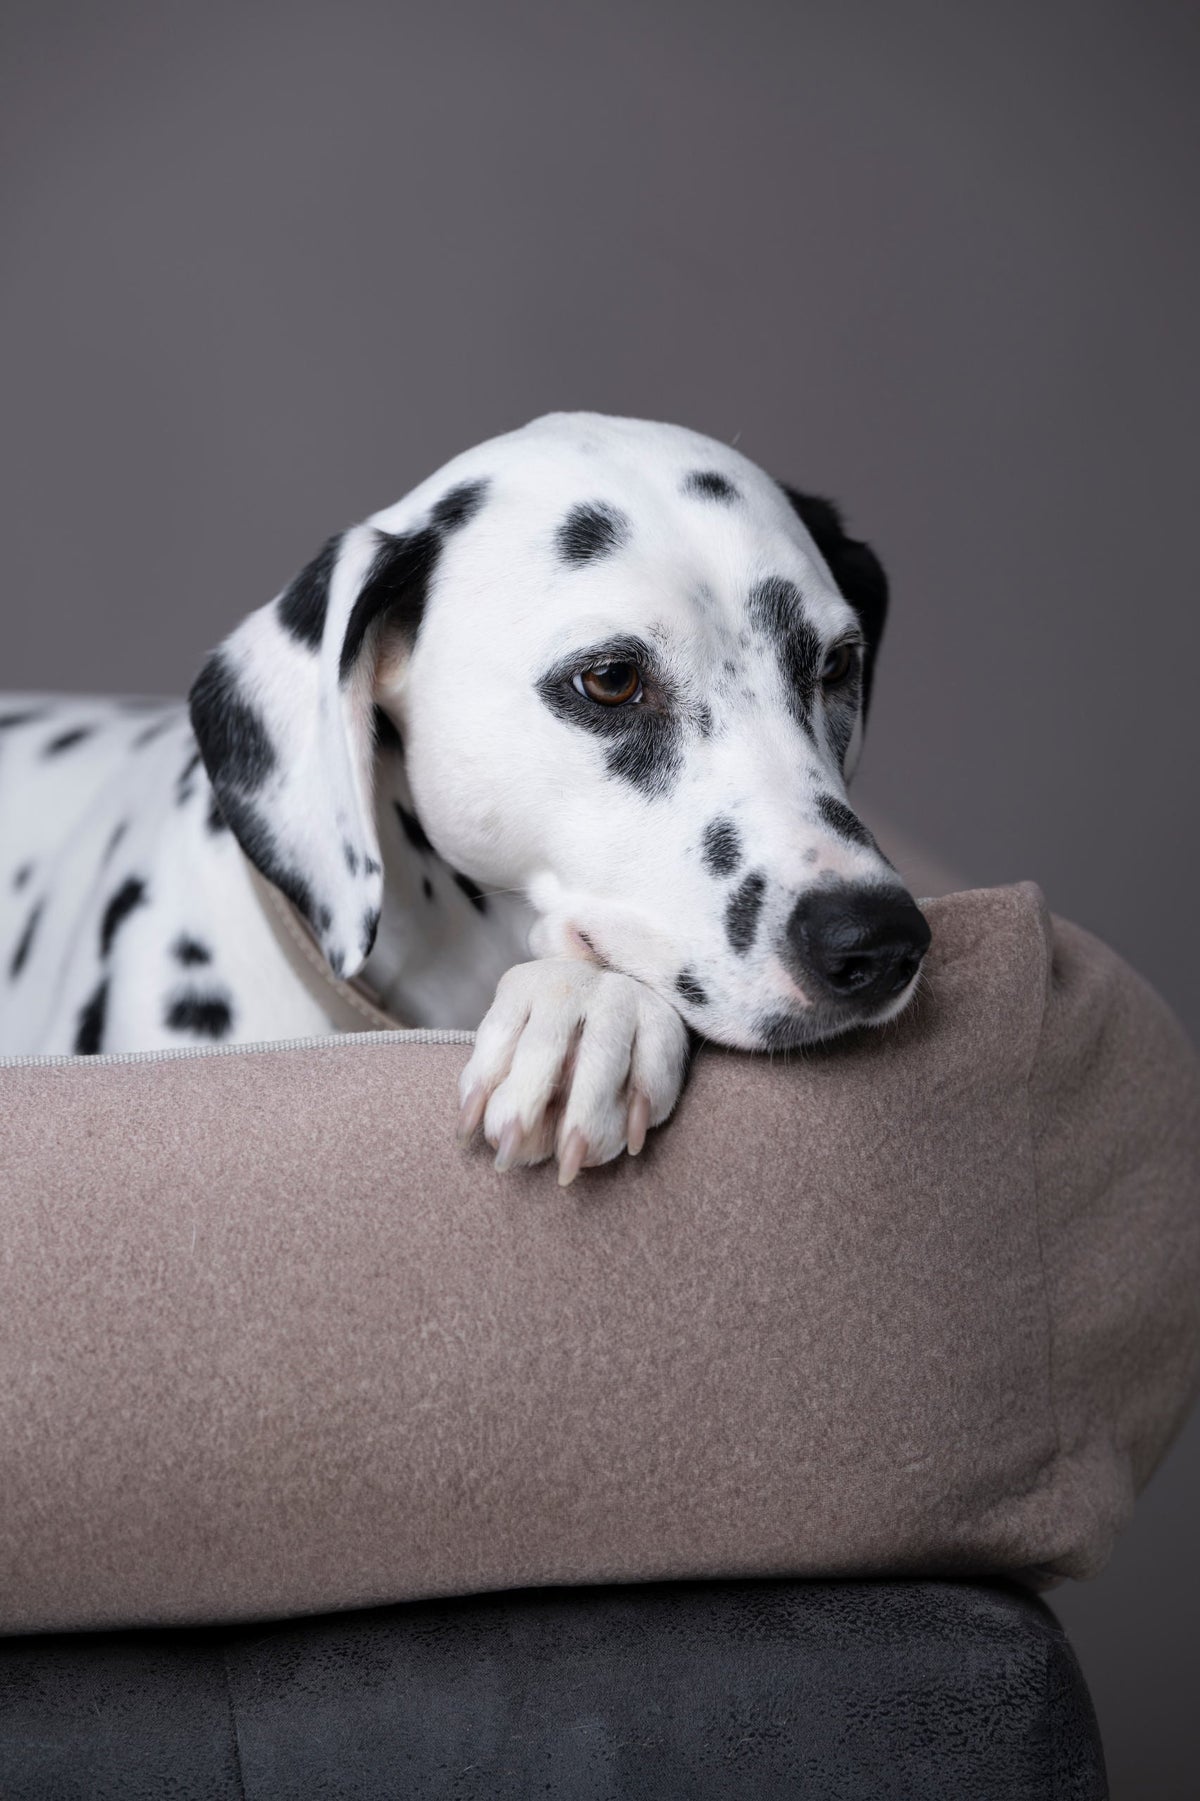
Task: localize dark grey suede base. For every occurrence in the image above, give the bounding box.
[0,1579,1107,1800]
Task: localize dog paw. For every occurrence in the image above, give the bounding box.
[456,959,690,1185]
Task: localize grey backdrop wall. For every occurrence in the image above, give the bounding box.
[3,2,1197,1792]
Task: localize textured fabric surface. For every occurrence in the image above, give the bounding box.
[1,884,1198,1634]
[0,1579,1108,1800]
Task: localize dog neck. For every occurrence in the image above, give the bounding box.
[360,752,535,1031]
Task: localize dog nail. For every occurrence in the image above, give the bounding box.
[457,1085,487,1143]
[557,1129,588,1188]
[494,1120,523,1173]
[626,1091,651,1156]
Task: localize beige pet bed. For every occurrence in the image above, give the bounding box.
[2,880,1198,1634]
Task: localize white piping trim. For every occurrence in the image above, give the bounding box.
[0,1026,475,1070]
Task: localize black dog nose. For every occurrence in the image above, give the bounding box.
[786,883,932,1009]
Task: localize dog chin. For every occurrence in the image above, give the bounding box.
[715,975,923,1053]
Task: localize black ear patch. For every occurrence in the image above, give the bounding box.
[556,502,630,565]
[780,486,889,718]
[277,533,342,651]
[340,526,443,680]
[189,651,277,794]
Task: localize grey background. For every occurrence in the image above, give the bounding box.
[3,1,1197,1789]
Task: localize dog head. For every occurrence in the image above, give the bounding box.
[190,412,929,1049]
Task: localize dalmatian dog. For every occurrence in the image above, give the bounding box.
[0,412,930,1183]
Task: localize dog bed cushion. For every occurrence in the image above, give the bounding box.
[1,882,1198,1634]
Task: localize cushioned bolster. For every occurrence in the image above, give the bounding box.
[1,884,1198,1632]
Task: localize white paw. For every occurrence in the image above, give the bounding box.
[456,958,690,1185]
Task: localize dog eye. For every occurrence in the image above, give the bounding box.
[820,642,858,687]
[573,661,643,706]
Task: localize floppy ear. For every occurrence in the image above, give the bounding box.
[188,516,443,980]
[781,487,889,720]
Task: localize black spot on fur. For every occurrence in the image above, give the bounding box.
[189,651,277,793]
[374,707,404,756]
[364,856,381,877]
[340,526,441,679]
[702,818,742,876]
[9,900,43,979]
[780,486,889,719]
[132,715,174,748]
[102,822,128,865]
[816,793,879,854]
[675,968,708,1006]
[361,908,381,958]
[43,725,94,756]
[189,655,316,921]
[165,992,233,1040]
[277,532,341,651]
[725,871,767,955]
[422,877,434,901]
[172,935,212,967]
[74,978,109,1055]
[205,793,227,835]
[747,578,821,735]
[13,862,34,891]
[394,801,432,855]
[755,1011,812,1052]
[683,470,740,502]
[100,876,148,960]
[536,636,683,801]
[343,840,360,876]
[207,785,314,927]
[0,709,45,731]
[603,729,681,797]
[453,871,488,914]
[431,478,490,533]
[556,502,630,565]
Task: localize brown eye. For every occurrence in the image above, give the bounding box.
[574,661,643,705]
[821,642,858,687]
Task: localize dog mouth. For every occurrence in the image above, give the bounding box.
[561,916,923,1053]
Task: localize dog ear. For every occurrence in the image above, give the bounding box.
[188,517,441,981]
[780,487,889,720]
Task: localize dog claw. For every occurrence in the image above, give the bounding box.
[557,1128,589,1188]
[457,1085,488,1144]
[626,1090,651,1156]
[493,1120,524,1173]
